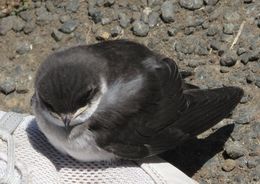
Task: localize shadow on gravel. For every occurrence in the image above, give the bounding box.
[160,124,234,177]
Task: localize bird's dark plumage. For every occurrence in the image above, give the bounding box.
[33,40,243,160]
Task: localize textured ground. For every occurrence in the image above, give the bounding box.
[0,0,259,183]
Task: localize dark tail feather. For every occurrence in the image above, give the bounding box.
[174,87,243,136]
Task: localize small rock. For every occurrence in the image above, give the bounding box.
[202,21,209,29]
[220,52,237,67]
[207,25,219,36]
[111,26,122,37]
[142,7,152,23]
[240,52,250,65]
[19,10,34,22]
[246,71,255,83]
[168,28,178,36]
[240,94,251,104]
[101,17,111,25]
[12,17,25,32]
[16,82,29,94]
[175,39,195,54]
[223,11,240,22]
[0,16,15,35]
[210,40,221,50]
[23,22,36,34]
[88,7,102,23]
[105,0,115,6]
[179,0,204,10]
[118,0,128,7]
[224,141,246,159]
[36,9,53,25]
[132,20,150,37]
[51,29,63,41]
[222,159,236,172]
[45,1,56,12]
[247,160,257,169]
[237,47,247,55]
[184,27,195,35]
[118,12,130,28]
[204,0,219,5]
[95,29,110,40]
[220,66,230,73]
[255,77,260,88]
[59,20,78,33]
[16,42,32,55]
[0,81,16,95]
[161,1,175,23]
[60,15,71,23]
[148,12,159,27]
[223,23,235,35]
[66,0,80,12]
[248,51,260,61]
[96,0,105,6]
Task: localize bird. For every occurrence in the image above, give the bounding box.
[31,40,243,162]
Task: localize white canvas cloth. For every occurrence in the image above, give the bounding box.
[0,111,198,184]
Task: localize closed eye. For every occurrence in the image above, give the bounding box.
[50,111,61,119]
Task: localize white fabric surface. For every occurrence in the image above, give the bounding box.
[0,111,198,184]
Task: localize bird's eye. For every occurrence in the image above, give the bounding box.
[50,111,61,119]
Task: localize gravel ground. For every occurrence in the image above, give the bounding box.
[0,0,259,183]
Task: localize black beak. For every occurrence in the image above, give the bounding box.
[61,115,72,130]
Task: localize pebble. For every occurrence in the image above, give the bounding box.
[248,51,260,61]
[220,66,230,73]
[23,22,36,34]
[184,27,195,35]
[220,52,237,67]
[223,23,234,35]
[142,7,152,23]
[19,10,34,22]
[0,16,15,35]
[12,17,25,32]
[246,71,255,83]
[60,15,71,23]
[234,113,252,124]
[36,10,53,25]
[16,42,32,55]
[148,12,159,27]
[111,25,122,37]
[45,1,56,13]
[237,47,247,55]
[247,160,257,169]
[240,52,250,65]
[132,20,150,37]
[222,159,236,172]
[255,77,260,88]
[204,0,219,5]
[101,17,111,25]
[88,7,102,23]
[0,81,16,95]
[161,1,175,23]
[175,38,195,54]
[207,25,219,36]
[59,20,78,33]
[179,0,204,10]
[118,12,130,28]
[51,29,63,41]
[16,82,29,94]
[223,11,240,22]
[66,0,80,13]
[95,29,110,40]
[210,40,221,50]
[105,0,115,6]
[224,141,246,159]
[168,27,178,36]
